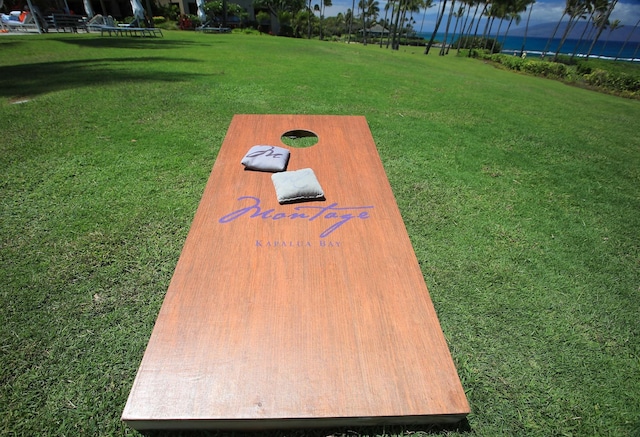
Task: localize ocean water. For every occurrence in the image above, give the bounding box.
[417,32,640,61]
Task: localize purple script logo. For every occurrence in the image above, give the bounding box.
[219,196,373,238]
[246,146,284,159]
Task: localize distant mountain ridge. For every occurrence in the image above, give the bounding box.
[508,21,640,43]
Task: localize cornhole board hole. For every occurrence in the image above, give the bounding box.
[122,114,469,430]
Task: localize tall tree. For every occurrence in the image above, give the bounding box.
[553,0,590,61]
[481,0,496,45]
[440,0,457,55]
[318,0,332,40]
[570,0,602,60]
[468,0,489,56]
[381,0,392,47]
[615,16,639,60]
[447,3,466,53]
[307,0,312,37]
[398,0,422,42]
[359,0,380,45]
[490,0,510,53]
[425,0,449,54]
[519,0,535,56]
[586,0,618,59]
[500,0,527,50]
[390,0,402,49]
[599,18,621,57]
[459,0,480,54]
[542,0,570,58]
[348,0,356,42]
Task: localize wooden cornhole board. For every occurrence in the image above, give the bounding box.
[122,114,469,430]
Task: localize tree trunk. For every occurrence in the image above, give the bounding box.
[501,16,514,48]
[615,17,640,61]
[490,16,504,53]
[440,0,456,55]
[307,0,312,38]
[348,0,355,43]
[570,9,594,61]
[542,11,566,59]
[391,0,403,49]
[460,2,480,54]
[553,11,582,62]
[386,1,396,48]
[362,0,368,45]
[448,4,464,54]
[381,3,390,47]
[426,0,448,54]
[520,1,533,57]
[586,0,618,60]
[469,2,488,56]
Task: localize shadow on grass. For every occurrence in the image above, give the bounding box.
[139,420,472,436]
[0,40,25,50]
[49,36,224,49]
[0,57,206,99]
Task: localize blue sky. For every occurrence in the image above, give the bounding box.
[323,0,640,33]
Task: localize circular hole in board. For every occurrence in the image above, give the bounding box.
[281,129,318,148]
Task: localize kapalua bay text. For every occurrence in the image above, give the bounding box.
[218,196,373,238]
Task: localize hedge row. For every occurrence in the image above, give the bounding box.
[485,53,640,98]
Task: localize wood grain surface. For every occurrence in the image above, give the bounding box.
[122,115,469,430]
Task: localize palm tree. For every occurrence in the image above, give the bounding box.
[381,0,392,47]
[456,0,478,52]
[501,0,527,50]
[480,0,493,43]
[542,0,571,58]
[440,0,457,55]
[519,0,535,56]
[307,0,312,37]
[348,0,355,42]
[398,0,421,42]
[586,0,618,59]
[490,0,510,53]
[553,0,589,61]
[615,16,639,60]
[447,3,466,53]
[418,0,434,33]
[425,0,449,54]
[570,0,602,60]
[359,0,380,45]
[468,0,489,56]
[599,18,621,57]
[318,0,332,40]
[391,0,402,49]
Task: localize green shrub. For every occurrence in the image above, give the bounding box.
[484,52,639,98]
[492,54,526,71]
[155,20,179,30]
[575,61,592,75]
[585,69,640,93]
[609,72,640,92]
[522,60,567,78]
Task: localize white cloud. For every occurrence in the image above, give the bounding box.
[610,2,640,26]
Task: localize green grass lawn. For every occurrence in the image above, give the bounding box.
[1,31,639,437]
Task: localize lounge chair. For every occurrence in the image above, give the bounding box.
[97,16,163,37]
[196,20,231,33]
[1,10,41,32]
